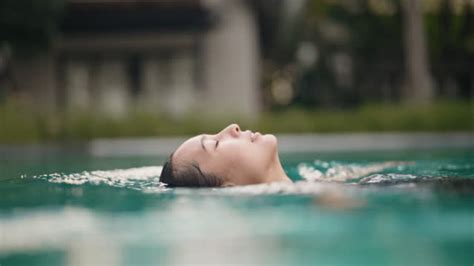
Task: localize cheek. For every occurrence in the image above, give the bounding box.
[215,136,277,172]
[236,137,277,172]
[214,144,255,176]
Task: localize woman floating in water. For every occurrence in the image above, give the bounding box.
[160,124,292,187]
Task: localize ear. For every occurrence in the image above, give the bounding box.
[221,181,236,187]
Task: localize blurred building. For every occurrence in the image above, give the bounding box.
[10,0,261,117]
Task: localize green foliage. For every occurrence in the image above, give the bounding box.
[267,0,473,107]
[0,101,471,143]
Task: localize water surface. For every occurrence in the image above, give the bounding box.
[1,148,473,265]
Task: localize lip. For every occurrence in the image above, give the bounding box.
[251,132,260,142]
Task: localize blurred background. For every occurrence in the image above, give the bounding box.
[1,2,473,265]
[0,0,472,142]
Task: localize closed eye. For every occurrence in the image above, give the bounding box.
[215,140,219,149]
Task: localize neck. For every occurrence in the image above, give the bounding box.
[264,153,292,183]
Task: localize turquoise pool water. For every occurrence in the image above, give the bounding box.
[1,148,473,265]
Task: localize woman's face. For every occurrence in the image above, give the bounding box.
[172,124,279,186]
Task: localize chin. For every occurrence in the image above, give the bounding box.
[268,133,277,142]
[262,134,278,148]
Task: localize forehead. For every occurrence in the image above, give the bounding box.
[173,135,204,162]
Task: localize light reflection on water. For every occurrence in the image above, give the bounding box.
[1,191,473,266]
[0,200,288,265]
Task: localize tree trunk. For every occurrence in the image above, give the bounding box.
[401,0,434,104]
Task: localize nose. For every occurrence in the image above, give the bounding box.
[218,123,240,138]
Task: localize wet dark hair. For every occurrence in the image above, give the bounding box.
[159,152,224,187]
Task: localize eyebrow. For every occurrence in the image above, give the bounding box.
[200,135,208,152]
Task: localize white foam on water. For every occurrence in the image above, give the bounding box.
[359,173,429,184]
[31,166,167,191]
[297,161,409,182]
[26,161,418,195]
